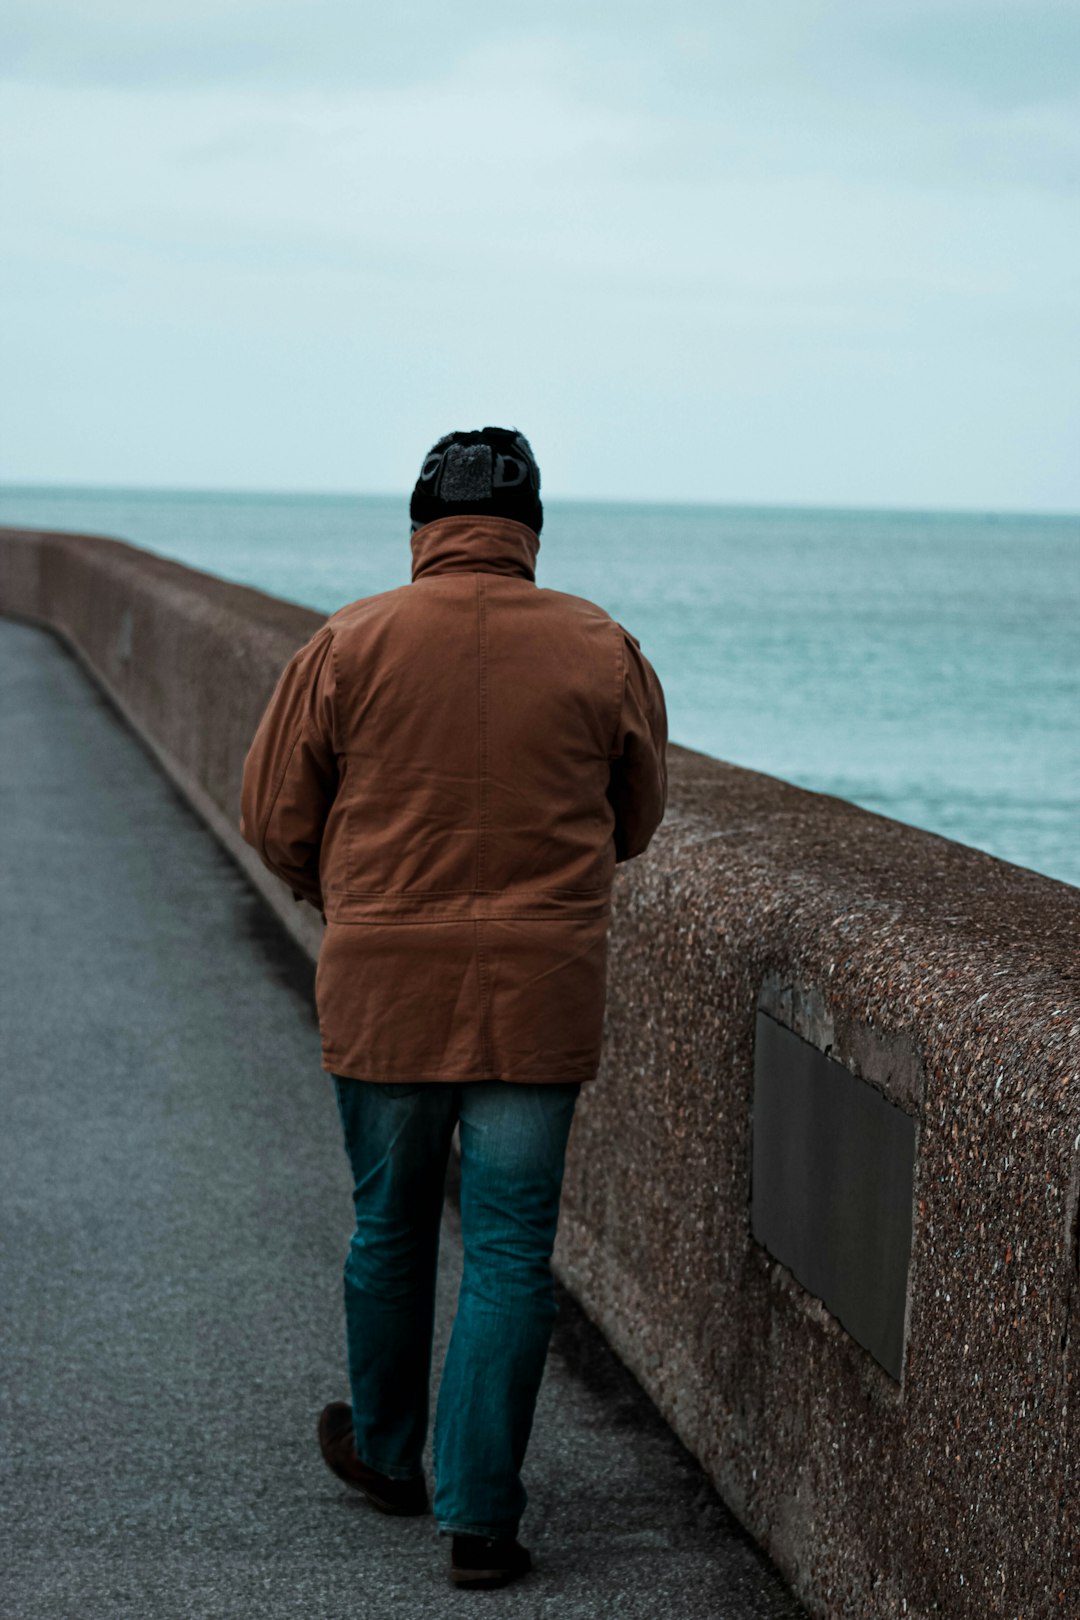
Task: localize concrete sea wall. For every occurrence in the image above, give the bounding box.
[3,525,1078,1618]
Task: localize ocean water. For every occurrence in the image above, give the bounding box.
[2,484,1077,889]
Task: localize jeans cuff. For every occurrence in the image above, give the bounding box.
[437,1520,520,1540]
[357,1450,425,1483]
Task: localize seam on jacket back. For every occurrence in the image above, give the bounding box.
[607,619,626,759]
[475,576,493,1074]
[476,573,489,890]
[257,626,333,848]
[474,916,494,1074]
[325,912,609,925]
[326,628,341,755]
[330,886,612,897]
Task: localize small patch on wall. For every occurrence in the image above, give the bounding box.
[113,608,134,667]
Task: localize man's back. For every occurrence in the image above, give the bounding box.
[323,516,637,910]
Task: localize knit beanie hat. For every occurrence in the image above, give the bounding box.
[410,427,543,536]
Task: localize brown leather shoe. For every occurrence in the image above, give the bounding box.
[317,1402,430,1515]
[449,1533,533,1589]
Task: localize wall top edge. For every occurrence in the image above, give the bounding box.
[0,523,325,640]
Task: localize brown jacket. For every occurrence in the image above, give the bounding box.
[239,513,667,1083]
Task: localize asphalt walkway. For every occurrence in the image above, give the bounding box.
[0,615,805,1619]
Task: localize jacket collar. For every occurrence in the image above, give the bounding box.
[409,514,540,584]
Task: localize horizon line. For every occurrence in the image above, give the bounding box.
[0,477,1077,524]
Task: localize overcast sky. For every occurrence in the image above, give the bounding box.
[1,2,1077,508]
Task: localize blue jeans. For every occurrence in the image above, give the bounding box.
[330,1076,581,1539]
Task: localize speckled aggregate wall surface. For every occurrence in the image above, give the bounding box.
[3,526,1078,1619]
[558,751,1080,1620]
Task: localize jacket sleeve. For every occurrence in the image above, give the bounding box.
[607,626,668,863]
[239,624,339,911]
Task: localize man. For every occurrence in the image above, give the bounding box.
[239,426,667,1589]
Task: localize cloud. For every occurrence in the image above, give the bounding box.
[0,2,1077,505]
[858,2,1080,108]
[4,1,1078,106]
[2,2,655,90]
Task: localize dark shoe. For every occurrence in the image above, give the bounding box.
[449,1533,533,1589]
[317,1402,430,1516]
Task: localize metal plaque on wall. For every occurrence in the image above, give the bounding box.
[751,1008,916,1381]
